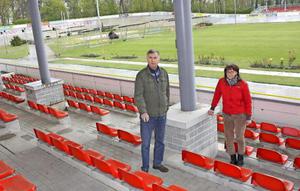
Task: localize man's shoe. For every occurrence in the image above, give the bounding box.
[230,154,237,165]
[236,154,244,166]
[153,165,169,173]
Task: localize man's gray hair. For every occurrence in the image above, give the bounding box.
[147,49,160,56]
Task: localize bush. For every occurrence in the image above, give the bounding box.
[81,53,101,58]
[12,18,31,25]
[10,36,26,47]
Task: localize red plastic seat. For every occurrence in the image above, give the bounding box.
[244,129,259,140]
[0,160,15,179]
[118,169,163,191]
[47,133,65,146]
[96,123,118,137]
[68,85,76,91]
[69,91,77,98]
[256,148,288,165]
[260,122,281,133]
[37,104,49,114]
[123,96,134,103]
[224,142,254,156]
[75,87,83,92]
[182,150,214,170]
[81,87,89,93]
[105,92,114,99]
[113,101,126,110]
[67,100,79,109]
[94,158,131,179]
[88,89,97,95]
[294,157,300,169]
[90,105,110,116]
[78,102,91,112]
[33,129,52,145]
[48,107,68,118]
[63,84,69,89]
[93,96,103,104]
[49,136,70,154]
[214,160,252,182]
[117,130,142,145]
[217,123,224,133]
[84,94,94,103]
[251,172,294,191]
[63,90,70,96]
[84,148,105,167]
[14,86,25,92]
[259,132,285,146]
[247,120,261,129]
[285,138,300,150]
[152,184,187,191]
[97,90,105,97]
[8,94,24,103]
[76,92,85,100]
[0,111,17,122]
[0,174,36,191]
[67,145,92,165]
[125,104,139,113]
[281,127,300,138]
[216,114,224,123]
[103,99,114,107]
[113,94,123,101]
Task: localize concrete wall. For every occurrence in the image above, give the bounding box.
[1,63,299,128]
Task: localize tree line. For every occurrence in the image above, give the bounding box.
[1,0,299,25]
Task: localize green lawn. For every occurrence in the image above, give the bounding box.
[49,22,300,71]
[0,44,29,59]
[51,59,300,87]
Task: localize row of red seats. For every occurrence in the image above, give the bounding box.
[0,108,17,123]
[182,150,296,191]
[28,100,68,119]
[0,160,36,191]
[217,123,300,150]
[4,83,25,92]
[67,98,138,115]
[2,76,37,85]
[0,91,25,104]
[224,141,297,166]
[96,122,142,145]
[217,115,300,138]
[33,129,185,191]
[268,6,300,12]
[67,100,110,116]
[8,74,38,82]
[63,84,135,103]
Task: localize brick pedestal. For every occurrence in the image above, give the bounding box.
[166,103,219,158]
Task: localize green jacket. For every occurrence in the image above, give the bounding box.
[134,66,170,117]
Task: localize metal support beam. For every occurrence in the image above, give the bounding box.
[28,0,51,84]
[173,0,197,111]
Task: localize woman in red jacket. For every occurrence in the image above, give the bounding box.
[208,64,252,166]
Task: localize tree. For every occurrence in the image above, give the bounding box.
[41,0,66,21]
[80,0,96,18]
[0,0,10,25]
[99,0,119,16]
[67,0,82,19]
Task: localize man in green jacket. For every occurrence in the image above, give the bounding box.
[134,49,170,173]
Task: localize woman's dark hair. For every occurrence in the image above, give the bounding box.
[224,64,241,80]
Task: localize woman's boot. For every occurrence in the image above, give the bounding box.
[230,154,237,165]
[236,154,244,166]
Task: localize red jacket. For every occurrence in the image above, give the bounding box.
[211,78,252,117]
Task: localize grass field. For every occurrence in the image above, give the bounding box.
[48,22,300,71]
[0,44,29,59]
[51,59,300,86]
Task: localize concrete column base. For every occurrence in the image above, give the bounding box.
[166,103,219,158]
[24,78,65,106]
